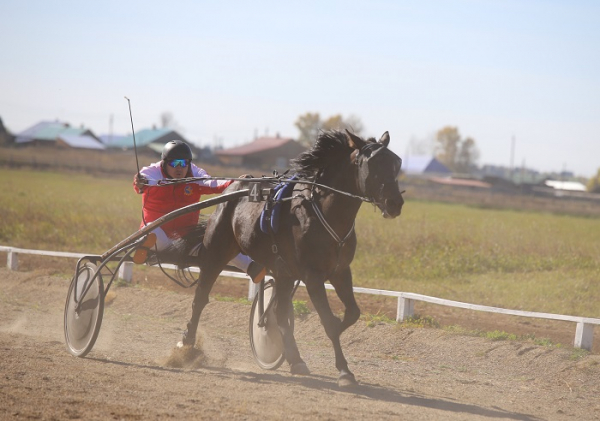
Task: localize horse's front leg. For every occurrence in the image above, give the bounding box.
[330,266,360,333]
[304,269,357,388]
[275,277,310,375]
[181,265,221,346]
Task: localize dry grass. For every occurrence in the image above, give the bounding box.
[1,165,599,319]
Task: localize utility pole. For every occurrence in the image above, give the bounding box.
[510,135,515,180]
[109,114,114,145]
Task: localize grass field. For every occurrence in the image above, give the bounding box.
[1,167,599,318]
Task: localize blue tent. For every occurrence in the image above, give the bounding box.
[403,155,451,175]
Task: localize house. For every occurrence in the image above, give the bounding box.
[0,116,12,145]
[402,155,451,176]
[215,135,306,171]
[14,121,98,147]
[106,127,192,157]
[98,134,128,147]
[57,133,105,150]
[544,180,587,192]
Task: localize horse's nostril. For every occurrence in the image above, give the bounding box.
[384,199,403,217]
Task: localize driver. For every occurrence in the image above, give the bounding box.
[132,139,266,283]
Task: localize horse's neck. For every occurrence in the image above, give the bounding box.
[315,165,362,224]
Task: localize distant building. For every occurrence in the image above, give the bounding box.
[0,116,12,145]
[544,180,587,192]
[14,121,99,147]
[57,133,105,150]
[215,135,306,171]
[478,164,542,184]
[430,177,491,189]
[403,155,451,176]
[98,134,128,147]
[106,127,189,152]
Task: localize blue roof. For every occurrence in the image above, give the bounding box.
[14,121,95,144]
[403,155,451,174]
[58,134,106,150]
[14,121,69,143]
[98,134,128,146]
[108,128,175,148]
[35,126,88,141]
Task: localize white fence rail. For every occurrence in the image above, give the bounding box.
[1,245,598,351]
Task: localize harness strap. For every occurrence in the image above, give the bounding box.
[263,189,293,277]
[310,200,355,247]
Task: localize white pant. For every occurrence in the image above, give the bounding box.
[151,227,252,271]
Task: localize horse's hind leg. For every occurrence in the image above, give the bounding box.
[275,278,309,375]
[304,269,357,388]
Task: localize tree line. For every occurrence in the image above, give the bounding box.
[294,112,480,174]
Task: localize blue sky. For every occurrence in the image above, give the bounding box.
[1,0,599,177]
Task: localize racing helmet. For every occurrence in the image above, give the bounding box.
[161,140,193,161]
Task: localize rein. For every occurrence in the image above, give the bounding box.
[147,176,375,203]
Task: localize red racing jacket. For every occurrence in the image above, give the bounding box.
[133,161,233,239]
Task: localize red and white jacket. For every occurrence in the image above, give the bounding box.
[133,161,233,239]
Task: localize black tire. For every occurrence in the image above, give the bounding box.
[64,263,104,357]
[249,280,290,370]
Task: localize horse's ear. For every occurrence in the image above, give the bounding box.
[378,131,390,147]
[345,129,365,150]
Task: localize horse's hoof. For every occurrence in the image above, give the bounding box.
[338,372,358,388]
[176,341,185,349]
[290,362,310,376]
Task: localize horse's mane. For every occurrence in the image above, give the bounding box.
[291,130,354,177]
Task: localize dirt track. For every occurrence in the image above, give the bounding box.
[1,267,600,420]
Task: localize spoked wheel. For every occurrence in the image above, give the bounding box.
[249,279,292,370]
[64,262,105,357]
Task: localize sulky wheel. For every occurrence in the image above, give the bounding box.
[249,279,289,370]
[64,262,105,357]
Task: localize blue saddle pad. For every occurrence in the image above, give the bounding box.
[260,176,297,234]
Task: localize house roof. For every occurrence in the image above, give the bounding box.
[14,121,69,143]
[98,134,128,146]
[403,155,451,174]
[215,136,296,156]
[108,128,180,149]
[35,126,88,141]
[430,177,491,188]
[57,134,106,150]
[14,120,96,144]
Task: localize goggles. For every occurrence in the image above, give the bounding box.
[167,159,189,168]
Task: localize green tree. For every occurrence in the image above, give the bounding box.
[434,126,480,173]
[295,112,364,147]
[295,112,321,147]
[587,168,600,193]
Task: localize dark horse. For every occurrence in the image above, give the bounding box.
[181,129,404,387]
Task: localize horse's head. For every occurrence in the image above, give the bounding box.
[346,130,404,218]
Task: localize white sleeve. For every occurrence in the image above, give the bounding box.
[191,164,229,188]
[139,162,163,186]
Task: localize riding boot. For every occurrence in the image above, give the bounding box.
[247,261,267,284]
[132,233,157,264]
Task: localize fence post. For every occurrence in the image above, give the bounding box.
[118,261,134,283]
[7,250,18,271]
[248,279,259,301]
[397,295,414,322]
[574,322,594,351]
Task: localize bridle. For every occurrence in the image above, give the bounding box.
[353,142,402,209]
[304,142,402,272]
